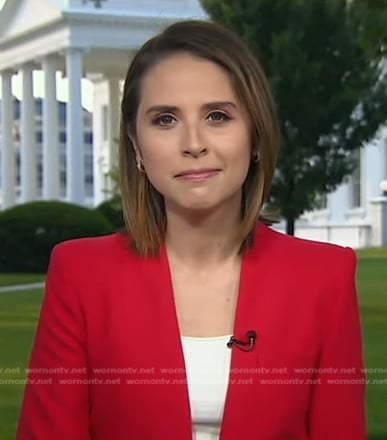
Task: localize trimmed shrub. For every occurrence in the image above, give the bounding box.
[0,201,114,273]
[96,196,124,230]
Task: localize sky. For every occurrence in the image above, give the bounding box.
[0,0,94,111]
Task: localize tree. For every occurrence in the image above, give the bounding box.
[0,201,113,272]
[82,0,106,8]
[200,0,387,234]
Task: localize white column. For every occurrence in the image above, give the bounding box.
[107,77,120,168]
[370,197,387,246]
[91,76,106,206]
[328,181,351,224]
[20,63,36,203]
[0,69,16,209]
[384,137,387,180]
[361,128,387,203]
[42,55,60,199]
[66,48,84,204]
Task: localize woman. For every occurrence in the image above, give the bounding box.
[17,20,366,440]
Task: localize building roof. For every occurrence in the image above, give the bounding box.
[0,0,206,74]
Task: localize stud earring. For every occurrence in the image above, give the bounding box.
[136,160,145,173]
[252,151,260,163]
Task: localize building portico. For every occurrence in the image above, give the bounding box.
[0,0,206,209]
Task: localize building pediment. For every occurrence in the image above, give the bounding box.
[0,0,206,45]
[0,0,62,42]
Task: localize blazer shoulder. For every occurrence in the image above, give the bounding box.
[49,232,139,270]
[258,223,356,267]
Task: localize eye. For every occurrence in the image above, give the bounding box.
[153,114,177,126]
[207,111,231,123]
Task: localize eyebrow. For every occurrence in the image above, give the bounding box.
[145,101,238,115]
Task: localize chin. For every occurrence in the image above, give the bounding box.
[166,198,216,216]
[181,198,231,216]
[165,191,240,215]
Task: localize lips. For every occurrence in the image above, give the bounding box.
[175,168,221,178]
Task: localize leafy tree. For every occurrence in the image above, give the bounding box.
[96,195,124,230]
[81,0,106,7]
[201,0,387,234]
[97,164,125,230]
[104,164,121,199]
[0,201,113,272]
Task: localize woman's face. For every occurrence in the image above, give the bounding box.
[134,52,251,215]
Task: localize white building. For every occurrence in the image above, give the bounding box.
[0,0,206,208]
[281,134,387,248]
[0,0,386,248]
[0,96,94,202]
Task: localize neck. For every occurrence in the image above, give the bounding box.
[164,195,242,268]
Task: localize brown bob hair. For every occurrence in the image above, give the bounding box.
[119,19,280,256]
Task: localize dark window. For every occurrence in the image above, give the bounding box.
[84,132,93,144]
[59,132,66,143]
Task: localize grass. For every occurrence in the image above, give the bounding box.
[355,247,387,438]
[356,247,387,259]
[0,248,386,439]
[0,274,45,287]
[0,289,43,440]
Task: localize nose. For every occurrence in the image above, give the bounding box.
[180,121,208,158]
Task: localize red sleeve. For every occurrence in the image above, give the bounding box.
[16,245,90,440]
[307,247,367,439]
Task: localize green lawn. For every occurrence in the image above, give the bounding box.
[0,273,45,287]
[0,289,43,440]
[355,248,387,439]
[0,248,386,439]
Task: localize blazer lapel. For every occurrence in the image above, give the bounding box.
[220,223,272,439]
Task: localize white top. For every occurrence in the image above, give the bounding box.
[181,335,232,440]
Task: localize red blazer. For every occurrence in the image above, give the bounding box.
[17,223,367,440]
